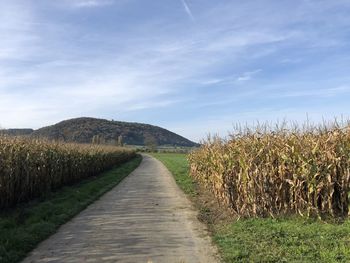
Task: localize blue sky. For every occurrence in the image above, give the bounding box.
[1,0,350,142]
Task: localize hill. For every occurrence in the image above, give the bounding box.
[31,117,198,147]
[0,129,34,136]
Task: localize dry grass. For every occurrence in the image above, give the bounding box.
[0,136,136,209]
[189,123,350,218]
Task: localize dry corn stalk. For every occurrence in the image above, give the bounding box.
[189,124,350,218]
[0,136,136,209]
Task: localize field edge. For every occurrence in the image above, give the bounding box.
[0,155,142,263]
[151,153,350,263]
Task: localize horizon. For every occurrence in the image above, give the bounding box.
[1,0,350,142]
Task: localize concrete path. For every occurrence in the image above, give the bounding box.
[23,154,219,263]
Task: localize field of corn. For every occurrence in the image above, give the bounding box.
[0,136,136,209]
[189,125,350,218]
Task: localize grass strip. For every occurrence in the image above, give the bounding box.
[214,217,350,263]
[152,153,350,263]
[0,155,142,263]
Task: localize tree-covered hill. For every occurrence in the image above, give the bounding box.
[29,117,198,147]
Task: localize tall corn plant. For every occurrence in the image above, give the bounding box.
[0,136,136,209]
[189,124,350,218]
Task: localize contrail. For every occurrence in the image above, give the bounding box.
[181,0,195,21]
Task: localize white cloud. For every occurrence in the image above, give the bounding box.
[0,0,349,140]
[0,2,38,60]
[181,0,195,21]
[201,31,289,52]
[69,0,114,8]
[237,70,262,82]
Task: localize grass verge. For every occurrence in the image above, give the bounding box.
[0,155,142,263]
[152,153,350,263]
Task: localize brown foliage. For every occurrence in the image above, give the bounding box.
[0,136,136,209]
[189,125,350,218]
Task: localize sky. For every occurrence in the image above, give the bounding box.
[0,0,350,142]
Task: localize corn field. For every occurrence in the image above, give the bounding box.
[0,136,136,209]
[189,124,350,218]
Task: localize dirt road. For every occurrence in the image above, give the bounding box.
[23,154,218,263]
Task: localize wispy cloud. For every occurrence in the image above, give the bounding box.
[1,0,350,141]
[0,2,38,60]
[69,0,114,8]
[181,0,195,21]
[237,70,262,82]
[201,31,290,52]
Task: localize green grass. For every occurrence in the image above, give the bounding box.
[215,217,350,263]
[0,155,142,263]
[152,152,350,263]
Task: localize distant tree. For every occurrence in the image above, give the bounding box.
[92,134,105,144]
[61,129,70,142]
[144,134,157,152]
[92,135,99,144]
[117,135,123,146]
